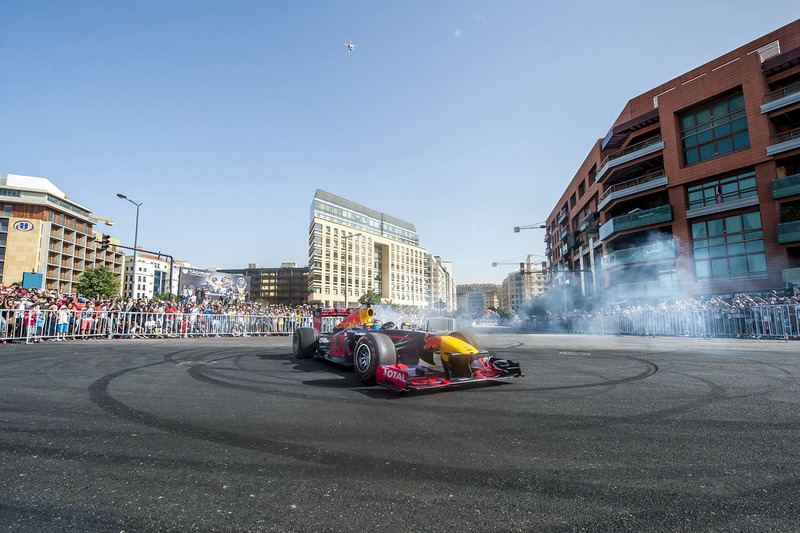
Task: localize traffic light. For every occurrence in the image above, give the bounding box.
[519,262,525,274]
[101,234,111,250]
[541,261,547,273]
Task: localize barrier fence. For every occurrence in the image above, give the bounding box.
[0,310,454,344]
[521,304,800,340]
[5,306,797,344]
[0,310,324,343]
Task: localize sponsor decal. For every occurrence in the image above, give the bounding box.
[13,220,34,232]
[384,368,407,384]
[423,335,442,351]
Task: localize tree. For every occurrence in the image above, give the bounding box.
[75,266,121,299]
[359,289,382,304]
[497,308,514,319]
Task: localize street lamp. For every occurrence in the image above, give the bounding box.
[343,232,362,308]
[117,193,142,299]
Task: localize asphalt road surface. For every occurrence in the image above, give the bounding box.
[1,333,799,532]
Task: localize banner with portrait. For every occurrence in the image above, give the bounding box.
[178,268,250,301]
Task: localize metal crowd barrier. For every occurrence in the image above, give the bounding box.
[425,317,457,332]
[0,310,318,343]
[5,305,797,344]
[525,304,800,340]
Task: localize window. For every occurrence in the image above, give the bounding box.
[692,212,766,281]
[687,170,758,210]
[680,92,749,165]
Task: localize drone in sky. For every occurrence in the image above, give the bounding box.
[343,41,356,53]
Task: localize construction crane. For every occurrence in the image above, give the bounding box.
[492,254,547,273]
[92,216,115,226]
[513,221,547,233]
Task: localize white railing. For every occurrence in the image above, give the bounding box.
[520,305,800,340]
[0,310,317,343]
[0,310,447,343]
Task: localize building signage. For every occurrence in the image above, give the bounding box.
[12,220,35,232]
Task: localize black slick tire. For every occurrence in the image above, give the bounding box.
[293,327,318,359]
[353,332,396,384]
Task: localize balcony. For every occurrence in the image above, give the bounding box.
[599,205,673,241]
[783,267,800,286]
[777,219,800,244]
[601,239,677,270]
[761,82,800,114]
[579,212,596,232]
[597,171,668,210]
[567,232,582,252]
[609,280,681,301]
[772,173,800,199]
[595,136,665,182]
[556,208,568,224]
[766,127,800,157]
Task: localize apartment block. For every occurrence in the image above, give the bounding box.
[123,254,185,300]
[546,19,800,302]
[308,190,428,308]
[0,174,124,294]
[426,254,456,312]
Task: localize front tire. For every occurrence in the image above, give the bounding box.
[293,327,318,359]
[354,332,396,384]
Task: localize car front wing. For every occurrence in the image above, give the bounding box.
[375,356,523,393]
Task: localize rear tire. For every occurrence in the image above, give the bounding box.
[354,332,396,384]
[293,327,318,359]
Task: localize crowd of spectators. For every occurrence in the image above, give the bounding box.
[0,284,322,343]
[513,290,800,338]
[0,284,434,344]
[515,290,800,321]
[6,281,799,343]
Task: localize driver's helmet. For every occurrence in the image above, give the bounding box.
[372,319,382,329]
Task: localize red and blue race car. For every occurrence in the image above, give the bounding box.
[292,306,522,392]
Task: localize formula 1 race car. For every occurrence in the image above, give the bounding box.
[292,306,522,392]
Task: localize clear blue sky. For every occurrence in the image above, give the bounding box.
[2,1,799,284]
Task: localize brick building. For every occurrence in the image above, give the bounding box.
[546,18,800,302]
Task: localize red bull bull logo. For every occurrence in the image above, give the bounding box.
[335,307,375,331]
[423,335,442,351]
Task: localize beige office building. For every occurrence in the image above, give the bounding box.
[456,283,501,314]
[0,174,123,294]
[500,269,550,311]
[308,190,428,308]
